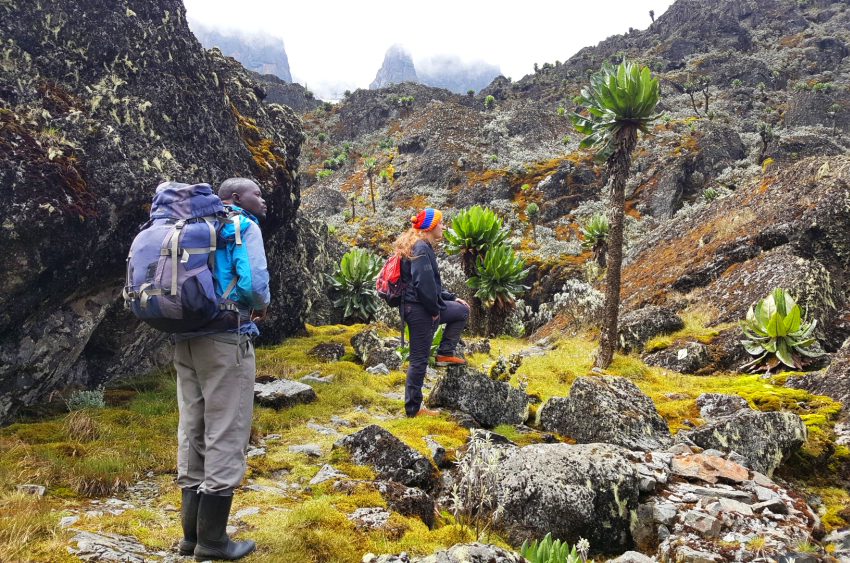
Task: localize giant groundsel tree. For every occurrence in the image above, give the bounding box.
[569,60,659,369]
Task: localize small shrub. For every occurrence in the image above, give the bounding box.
[378,138,394,149]
[521,184,531,191]
[562,135,570,144]
[579,214,609,268]
[324,249,382,322]
[317,169,333,179]
[467,89,475,96]
[740,287,825,373]
[322,101,333,111]
[344,89,351,97]
[484,95,495,109]
[703,187,719,201]
[317,133,326,142]
[65,387,105,411]
[556,107,566,115]
[732,78,742,87]
[757,81,765,90]
[305,90,314,99]
[489,155,498,162]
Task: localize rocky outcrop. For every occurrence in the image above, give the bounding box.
[618,307,685,353]
[485,442,639,551]
[621,157,850,348]
[333,425,436,490]
[785,338,850,408]
[685,410,807,476]
[425,365,529,428]
[370,45,418,90]
[696,393,749,420]
[0,0,330,423]
[538,376,672,451]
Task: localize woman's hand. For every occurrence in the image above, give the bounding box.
[456,298,470,309]
[432,315,439,321]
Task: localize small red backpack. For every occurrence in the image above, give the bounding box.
[375,254,406,308]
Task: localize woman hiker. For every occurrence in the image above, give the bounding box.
[393,208,470,418]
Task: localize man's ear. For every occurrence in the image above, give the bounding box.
[231,190,242,205]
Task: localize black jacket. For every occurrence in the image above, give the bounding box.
[401,240,455,317]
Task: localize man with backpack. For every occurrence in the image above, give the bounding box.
[172,178,269,561]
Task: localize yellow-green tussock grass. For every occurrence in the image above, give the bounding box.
[644,302,736,352]
[0,491,77,563]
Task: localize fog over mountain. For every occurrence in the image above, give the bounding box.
[188,18,292,82]
[369,44,501,94]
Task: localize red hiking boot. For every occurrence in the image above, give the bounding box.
[434,355,467,367]
[414,407,441,417]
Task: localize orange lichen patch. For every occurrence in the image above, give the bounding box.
[339,170,367,195]
[387,121,402,136]
[393,194,429,212]
[231,104,288,188]
[778,34,805,48]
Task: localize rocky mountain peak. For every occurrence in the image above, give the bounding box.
[189,18,293,82]
[369,44,418,89]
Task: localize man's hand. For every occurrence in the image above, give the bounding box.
[456,298,470,309]
[250,308,267,322]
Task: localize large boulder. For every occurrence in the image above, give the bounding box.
[618,307,684,353]
[537,376,671,451]
[365,348,402,371]
[685,410,807,476]
[426,365,529,428]
[364,543,526,563]
[486,442,639,552]
[0,0,328,423]
[333,425,436,490]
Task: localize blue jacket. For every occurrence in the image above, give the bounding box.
[213,205,271,336]
[401,240,455,317]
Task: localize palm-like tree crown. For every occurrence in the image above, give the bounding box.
[569,60,659,162]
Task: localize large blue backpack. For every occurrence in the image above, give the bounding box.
[123,182,241,333]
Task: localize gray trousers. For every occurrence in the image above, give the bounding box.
[174,334,255,495]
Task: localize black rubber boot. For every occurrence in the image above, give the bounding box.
[194,493,255,561]
[178,488,200,555]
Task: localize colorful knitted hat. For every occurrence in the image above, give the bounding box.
[411,208,442,231]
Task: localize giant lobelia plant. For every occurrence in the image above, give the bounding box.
[740,288,825,373]
[467,244,529,336]
[324,249,382,323]
[579,214,609,269]
[569,59,659,369]
[444,206,509,334]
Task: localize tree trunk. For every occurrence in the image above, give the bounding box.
[487,301,513,337]
[368,175,376,213]
[461,251,484,336]
[595,126,638,369]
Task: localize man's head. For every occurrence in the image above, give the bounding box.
[219,178,266,220]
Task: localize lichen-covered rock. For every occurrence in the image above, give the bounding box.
[643,341,710,374]
[695,393,750,420]
[254,379,317,409]
[618,307,685,353]
[425,365,529,428]
[351,329,383,363]
[685,410,807,476]
[307,342,345,362]
[488,442,639,552]
[333,425,436,490]
[537,376,671,451]
[669,454,748,484]
[334,480,435,528]
[365,347,402,371]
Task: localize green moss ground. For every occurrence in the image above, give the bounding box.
[0,323,847,562]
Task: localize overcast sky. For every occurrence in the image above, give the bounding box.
[183,0,676,99]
